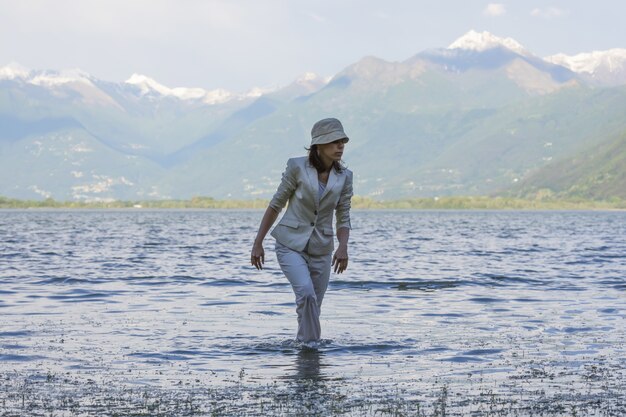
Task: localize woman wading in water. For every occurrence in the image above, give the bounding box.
[251,118,353,347]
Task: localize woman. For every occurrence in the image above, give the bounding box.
[251,118,353,346]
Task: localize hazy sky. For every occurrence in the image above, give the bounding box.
[1,0,624,91]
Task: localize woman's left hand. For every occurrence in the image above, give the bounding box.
[332,245,349,273]
[251,243,265,270]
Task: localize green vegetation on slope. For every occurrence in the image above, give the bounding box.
[507,130,626,200]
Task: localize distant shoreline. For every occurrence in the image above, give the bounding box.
[1,195,624,210]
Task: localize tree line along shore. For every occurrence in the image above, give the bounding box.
[1,195,625,210]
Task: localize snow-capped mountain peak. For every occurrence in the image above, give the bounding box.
[243,86,275,98]
[2,62,310,104]
[125,73,171,95]
[0,62,30,80]
[125,73,236,104]
[544,49,626,75]
[0,63,94,86]
[30,68,94,87]
[296,72,322,83]
[294,72,331,86]
[448,30,530,56]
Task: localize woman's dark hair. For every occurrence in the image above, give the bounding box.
[306,144,345,173]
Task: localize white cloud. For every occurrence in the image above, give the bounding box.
[372,11,391,20]
[304,11,327,23]
[531,7,566,19]
[483,3,506,17]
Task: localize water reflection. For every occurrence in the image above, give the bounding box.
[293,348,325,381]
[284,347,328,401]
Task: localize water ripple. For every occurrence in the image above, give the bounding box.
[0,209,624,400]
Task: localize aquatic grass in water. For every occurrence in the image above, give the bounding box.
[0,210,625,415]
[0,358,624,416]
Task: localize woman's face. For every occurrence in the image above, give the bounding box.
[317,139,347,165]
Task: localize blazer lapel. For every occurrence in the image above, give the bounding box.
[305,161,320,208]
[320,169,340,201]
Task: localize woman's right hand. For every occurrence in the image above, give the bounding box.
[251,244,265,270]
[251,207,279,270]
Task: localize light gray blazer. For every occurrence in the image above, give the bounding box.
[269,156,353,255]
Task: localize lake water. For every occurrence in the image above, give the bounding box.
[0,210,624,416]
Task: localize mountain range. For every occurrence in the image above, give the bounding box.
[1,30,625,201]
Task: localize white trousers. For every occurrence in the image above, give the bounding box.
[275,241,332,343]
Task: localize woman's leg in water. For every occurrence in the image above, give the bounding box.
[275,241,331,343]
